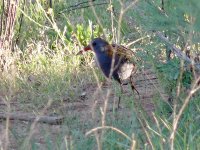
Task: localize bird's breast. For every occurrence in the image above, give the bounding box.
[118,62,135,81]
[95,54,113,78]
[94,51,135,83]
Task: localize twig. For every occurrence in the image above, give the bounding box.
[127,36,149,47]
[156,31,200,70]
[68,0,96,9]
[170,76,200,142]
[60,1,108,13]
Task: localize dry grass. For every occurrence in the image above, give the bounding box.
[0,0,199,149]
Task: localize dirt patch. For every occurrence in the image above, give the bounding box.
[0,67,169,149]
[132,66,169,115]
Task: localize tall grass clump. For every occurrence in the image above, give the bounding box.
[0,0,199,149]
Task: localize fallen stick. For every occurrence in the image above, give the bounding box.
[0,102,18,105]
[0,112,64,125]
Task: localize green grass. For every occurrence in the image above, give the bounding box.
[0,0,199,149]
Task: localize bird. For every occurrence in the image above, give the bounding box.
[77,38,139,108]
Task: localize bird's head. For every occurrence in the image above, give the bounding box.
[77,38,112,56]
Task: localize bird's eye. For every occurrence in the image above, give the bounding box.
[92,42,97,46]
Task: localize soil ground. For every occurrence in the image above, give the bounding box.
[0,66,169,149]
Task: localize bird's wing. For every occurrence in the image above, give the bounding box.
[104,44,135,59]
[111,44,135,60]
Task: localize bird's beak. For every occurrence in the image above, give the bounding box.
[76,45,92,55]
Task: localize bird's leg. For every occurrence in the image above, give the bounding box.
[118,83,124,109]
[130,82,140,98]
[130,75,140,99]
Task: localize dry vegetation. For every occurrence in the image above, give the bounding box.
[0,0,199,149]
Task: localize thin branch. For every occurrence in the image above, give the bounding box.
[117,0,138,42]
[156,31,200,70]
[127,36,149,47]
[68,0,96,9]
[170,76,200,143]
[17,6,50,29]
[60,1,108,13]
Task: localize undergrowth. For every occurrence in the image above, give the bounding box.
[0,0,199,150]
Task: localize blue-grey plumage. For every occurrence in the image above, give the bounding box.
[78,38,139,108]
